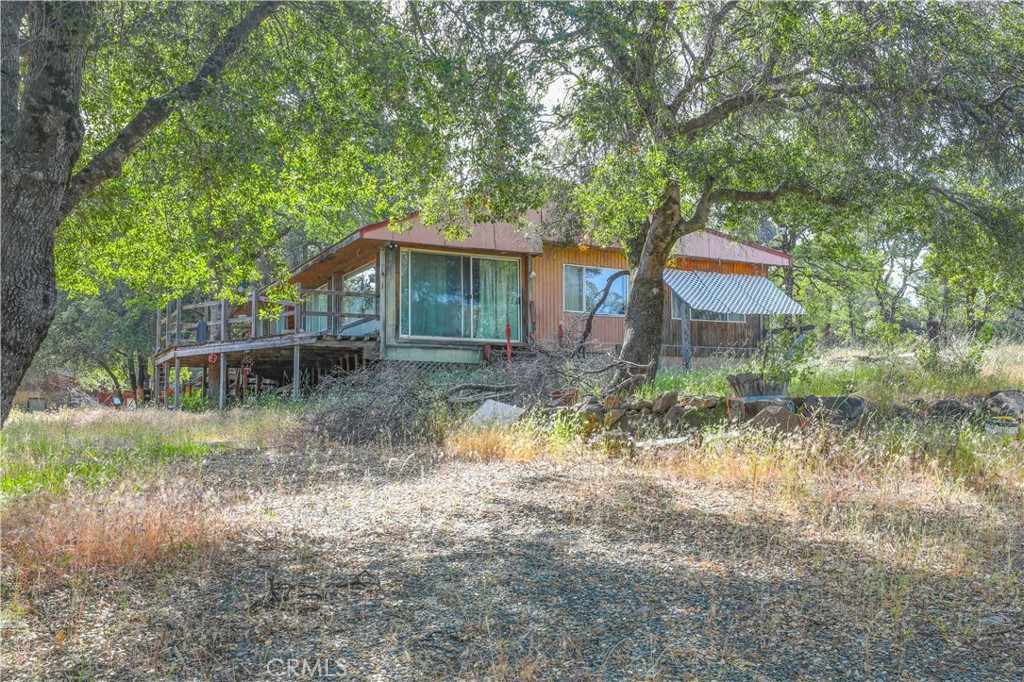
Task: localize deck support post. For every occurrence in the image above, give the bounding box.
[292,344,300,399]
[162,361,169,408]
[174,358,181,409]
[220,301,228,342]
[218,354,226,411]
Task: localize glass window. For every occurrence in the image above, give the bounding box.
[305,285,328,333]
[671,293,685,320]
[339,263,378,335]
[343,264,377,316]
[691,308,745,323]
[400,250,521,341]
[563,265,628,315]
[472,258,521,342]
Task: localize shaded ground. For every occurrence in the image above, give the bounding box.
[3,443,1021,681]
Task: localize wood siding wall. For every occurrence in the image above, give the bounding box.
[531,244,629,350]
[531,244,767,354]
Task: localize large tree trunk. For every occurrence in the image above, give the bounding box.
[0,2,278,426]
[618,184,691,383]
[1,2,92,424]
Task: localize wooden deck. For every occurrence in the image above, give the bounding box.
[152,287,380,408]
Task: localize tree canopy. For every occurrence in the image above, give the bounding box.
[515,1,1024,375]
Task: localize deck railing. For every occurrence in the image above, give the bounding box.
[155,286,379,351]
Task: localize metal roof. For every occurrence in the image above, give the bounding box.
[663,269,805,315]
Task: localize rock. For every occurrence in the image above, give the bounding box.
[986,390,1024,418]
[652,391,678,415]
[978,614,1013,629]
[632,400,652,411]
[747,405,808,433]
[602,395,622,410]
[681,395,718,410]
[927,398,972,421]
[745,395,798,417]
[579,404,605,428]
[466,399,525,428]
[582,395,600,406]
[802,395,868,424]
[604,408,627,428]
[663,403,686,427]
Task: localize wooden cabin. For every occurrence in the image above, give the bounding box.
[152,212,802,407]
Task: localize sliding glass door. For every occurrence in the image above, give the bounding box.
[400,249,521,341]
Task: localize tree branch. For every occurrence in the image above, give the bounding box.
[713,182,845,206]
[668,1,737,115]
[682,175,716,228]
[575,269,629,355]
[60,1,280,218]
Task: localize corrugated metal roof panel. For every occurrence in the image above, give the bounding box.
[663,270,805,315]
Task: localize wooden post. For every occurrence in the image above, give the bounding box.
[296,284,303,333]
[218,354,226,411]
[220,300,228,342]
[174,358,181,409]
[251,288,259,338]
[680,302,692,370]
[162,361,169,408]
[165,301,172,346]
[292,344,300,399]
[175,298,182,345]
[155,307,162,351]
[330,272,339,335]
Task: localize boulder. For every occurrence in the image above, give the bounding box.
[802,395,867,424]
[927,398,972,421]
[747,405,808,433]
[632,399,653,412]
[466,399,525,428]
[652,391,679,415]
[986,390,1024,418]
[745,395,798,417]
[605,408,627,428]
[602,395,623,411]
[663,403,687,427]
[681,395,719,410]
[580,404,605,428]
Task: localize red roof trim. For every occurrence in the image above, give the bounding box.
[702,227,791,262]
[358,211,418,238]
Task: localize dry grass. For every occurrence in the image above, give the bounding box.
[445,426,553,462]
[1,478,228,593]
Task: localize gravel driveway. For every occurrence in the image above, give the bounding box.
[5,444,1021,681]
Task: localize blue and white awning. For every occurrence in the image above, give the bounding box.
[663,269,805,315]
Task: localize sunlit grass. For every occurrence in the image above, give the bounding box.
[0,407,301,498]
[653,343,1024,405]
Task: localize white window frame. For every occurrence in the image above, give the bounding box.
[399,247,522,343]
[562,264,629,317]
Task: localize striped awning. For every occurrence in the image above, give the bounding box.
[663,269,805,315]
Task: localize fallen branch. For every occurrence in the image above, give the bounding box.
[249,569,380,610]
